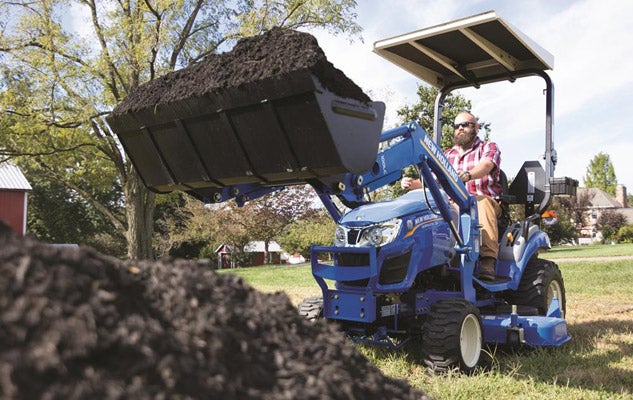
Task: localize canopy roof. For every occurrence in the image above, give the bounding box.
[373,11,553,89]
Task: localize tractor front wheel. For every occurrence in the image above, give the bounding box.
[421,298,483,373]
[298,296,323,322]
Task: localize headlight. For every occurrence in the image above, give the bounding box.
[333,219,402,247]
[360,219,402,247]
[334,226,347,246]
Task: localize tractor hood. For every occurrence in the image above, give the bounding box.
[340,189,439,226]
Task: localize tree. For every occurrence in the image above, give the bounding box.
[0,0,361,259]
[25,165,126,255]
[277,210,336,258]
[584,152,618,195]
[396,85,490,150]
[225,185,320,264]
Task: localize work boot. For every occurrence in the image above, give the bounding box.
[478,257,496,281]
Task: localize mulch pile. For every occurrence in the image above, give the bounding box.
[0,223,430,399]
[111,27,370,116]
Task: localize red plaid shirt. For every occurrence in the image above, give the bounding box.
[445,137,502,197]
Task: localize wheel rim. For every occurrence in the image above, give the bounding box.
[547,280,563,310]
[460,314,482,368]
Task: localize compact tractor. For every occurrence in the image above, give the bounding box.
[108,12,576,371]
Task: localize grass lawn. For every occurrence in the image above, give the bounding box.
[544,242,633,259]
[218,246,633,399]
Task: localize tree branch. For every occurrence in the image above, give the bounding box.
[142,0,163,80]
[36,159,127,235]
[169,0,204,70]
[0,141,99,158]
[79,0,125,100]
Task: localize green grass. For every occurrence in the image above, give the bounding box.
[218,249,633,399]
[218,264,320,304]
[544,243,633,259]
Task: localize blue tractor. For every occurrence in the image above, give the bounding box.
[297,12,577,371]
[107,12,576,372]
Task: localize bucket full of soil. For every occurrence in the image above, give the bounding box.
[107,28,385,201]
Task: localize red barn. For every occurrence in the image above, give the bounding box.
[0,163,32,235]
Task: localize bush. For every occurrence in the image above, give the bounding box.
[169,239,208,259]
[617,225,633,243]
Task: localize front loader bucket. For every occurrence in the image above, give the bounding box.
[106,28,385,199]
[107,72,385,195]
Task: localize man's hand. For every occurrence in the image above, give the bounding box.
[401,177,421,191]
[458,170,471,182]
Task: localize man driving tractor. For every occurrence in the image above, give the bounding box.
[401,111,502,281]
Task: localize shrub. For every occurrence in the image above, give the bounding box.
[617,224,633,243]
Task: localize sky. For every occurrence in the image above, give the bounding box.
[309,0,633,193]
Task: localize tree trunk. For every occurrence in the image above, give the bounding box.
[125,170,156,259]
[264,240,270,265]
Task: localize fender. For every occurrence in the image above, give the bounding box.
[509,230,552,290]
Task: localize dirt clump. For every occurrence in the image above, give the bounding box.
[111,27,370,116]
[0,224,430,399]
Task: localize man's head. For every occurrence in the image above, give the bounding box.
[453,111,479,147]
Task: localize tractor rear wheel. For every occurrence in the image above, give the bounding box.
[507,258,566,316]
[298,296,323,322]
[421,298,483,373]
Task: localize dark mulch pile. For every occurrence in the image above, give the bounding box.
[0,224,430,399]
[111,27,370,116]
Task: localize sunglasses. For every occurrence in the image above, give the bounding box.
[453,121,475,129]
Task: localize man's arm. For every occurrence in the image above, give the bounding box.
[461,159,495,181]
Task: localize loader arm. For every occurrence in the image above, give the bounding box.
[314,122,478,251]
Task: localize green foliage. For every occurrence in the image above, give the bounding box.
[583,152,618,195]
[277,210,335,258]
[168,239,209,259]
[220,185,322,262]
[617,225,633,243]
[237,0,361,38]
[155,185,325,262]
[25,164,126,256]
[0,0,362,258]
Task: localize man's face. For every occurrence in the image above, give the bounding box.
[453,115,477,146]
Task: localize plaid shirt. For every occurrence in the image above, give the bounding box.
[445,137,502,197]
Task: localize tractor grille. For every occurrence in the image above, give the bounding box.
[336,252,370,287]
[336,252,369,267]
[378,252,411,285]
[346,228,361,245]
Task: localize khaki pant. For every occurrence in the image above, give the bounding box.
[476,195,502,259]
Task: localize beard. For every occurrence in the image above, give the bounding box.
[454,131,476,147]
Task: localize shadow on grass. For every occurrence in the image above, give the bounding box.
[498,318,633,395]
[359,318,632,397]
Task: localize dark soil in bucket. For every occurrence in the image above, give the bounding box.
[111,27,370,116]
[0,223,430,399]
